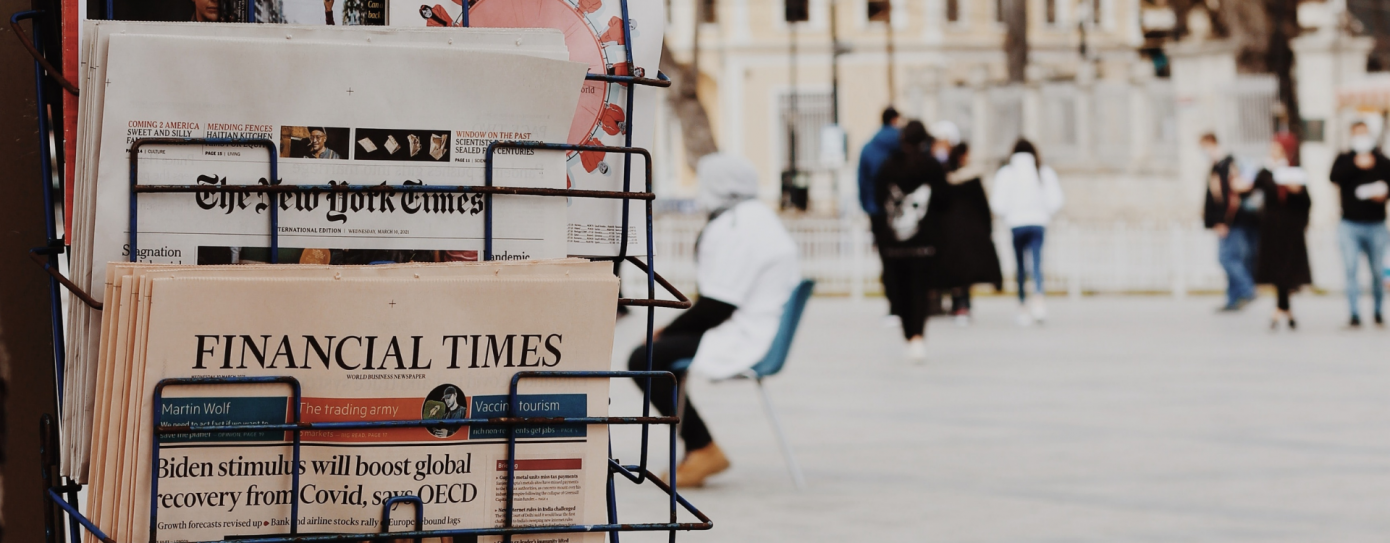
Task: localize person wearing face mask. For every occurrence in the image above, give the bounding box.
[1329,121,1390,327]
[1252,140,1312,330]
[924,126,1003,326]
[626,153,800,487]
[1200,132,1260,312]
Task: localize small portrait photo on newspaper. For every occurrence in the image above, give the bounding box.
[279,126,350,160]
[355,128,451,162]
[422,384,470,438]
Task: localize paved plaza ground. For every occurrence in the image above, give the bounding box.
[608,294,1390,542]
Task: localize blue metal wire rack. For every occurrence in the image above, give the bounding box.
[13,3,710,542]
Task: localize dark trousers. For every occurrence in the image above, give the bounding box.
[1276,286,1293,311]
[882,257,931,340]
[872,224,901,317]
[627,333,713,451]
[950,288,971,313]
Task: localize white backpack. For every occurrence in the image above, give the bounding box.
[887,184,931,241]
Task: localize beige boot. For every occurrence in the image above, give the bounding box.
[672,442,730,488]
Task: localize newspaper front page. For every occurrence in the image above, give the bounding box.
[96,261,616,543]
[89,33,586,293]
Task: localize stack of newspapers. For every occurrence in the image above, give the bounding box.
[87,259,618,543]
[59,18,666,543]
[63,21,594,483]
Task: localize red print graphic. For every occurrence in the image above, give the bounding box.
[599,103,625,136]
[599,16,626,45]
[425,4,454,26]
[578,0,602,14]
[579,137,605,173]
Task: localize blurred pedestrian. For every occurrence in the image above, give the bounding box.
[990,139,1064,326]
[1328,121,1390,327]
[874,120,946,361]
[1201,133,1260,312]
[926,132,1003,326]
[1253,140,1312,330]
[860,107,904,327]
[627,153,800,488]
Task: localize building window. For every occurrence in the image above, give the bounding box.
[699,0,717,23]
[778,92,835,172]
[785,0,809,22]
[1045,0,1056,24]
[867,0,891,22]
[1092,0,1101,24]
[946,0,959,22]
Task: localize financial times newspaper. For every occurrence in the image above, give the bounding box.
[106,262,616,543]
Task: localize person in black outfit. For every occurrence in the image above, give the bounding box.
[1328,121,1390,327]
[1201,133,1260,312]
[873,121,947,362]
[929,143,1003,325]
[1252,141,1312,330]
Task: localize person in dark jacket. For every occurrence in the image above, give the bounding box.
[1328,121,1390,327]
[1201,133,1260,312]
[873,120,946,362]
[860,107,903,324]
[1253,141,1312,330]
[927,142,1003,326]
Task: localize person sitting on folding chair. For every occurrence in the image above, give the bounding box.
[627,153,801,488]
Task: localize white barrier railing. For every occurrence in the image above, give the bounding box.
[633,214,1356,298]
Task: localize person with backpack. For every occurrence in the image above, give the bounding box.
[873,120,946,362]
[990,139,1065,326]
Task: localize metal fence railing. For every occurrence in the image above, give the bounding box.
[637,213,1365,299]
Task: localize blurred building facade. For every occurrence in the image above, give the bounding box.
[653,0,1390,230]
[655,0,1180,220]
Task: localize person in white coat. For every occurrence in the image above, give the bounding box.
[990,139,1064,325]
[626,153,801,487]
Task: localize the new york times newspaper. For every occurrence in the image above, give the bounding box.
[128,264,616,543]
[87,33,586,301]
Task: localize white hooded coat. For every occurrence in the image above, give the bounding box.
[689,154,801,380]
[990,153,1065,228]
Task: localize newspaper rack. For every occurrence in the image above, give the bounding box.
[14,4,714,542]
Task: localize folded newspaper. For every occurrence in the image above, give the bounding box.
[87,260,617,543]
[63,1,665,258]
[63,23,586,481]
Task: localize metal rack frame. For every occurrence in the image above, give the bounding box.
[13,2,710,542]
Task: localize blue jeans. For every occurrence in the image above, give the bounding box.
[1011,226,1045,302]
[1217,224,1258,307]
[1338,219,1389,318]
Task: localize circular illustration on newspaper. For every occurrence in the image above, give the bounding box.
[422,384,470,438]
[466,0,638,190]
